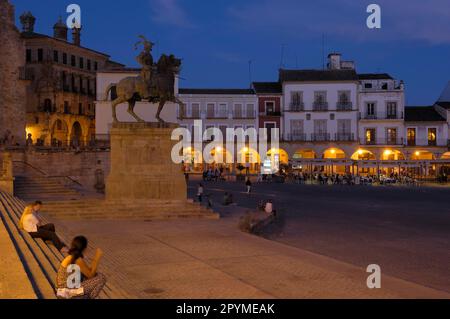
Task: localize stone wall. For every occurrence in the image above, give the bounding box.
[0,0,27,146]
[0,152,14,194]
[11,150,110,192]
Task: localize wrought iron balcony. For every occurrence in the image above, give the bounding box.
[313,102,329,111]
[407,139,448,147]
[336,102,353,111]
[283,132,307,142]
[360,138,404,146]
[335,133,355,142]
[286,103,305,112]
[361,113,404,120]
[262,111,281,117]
[311,133,331,142]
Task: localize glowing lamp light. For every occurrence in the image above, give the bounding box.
[415,151,420,156]
[330,149,336,154]
[243,147,249,153]
[384,150,392,156]
[216,146,223,152]
[358,149,364,155]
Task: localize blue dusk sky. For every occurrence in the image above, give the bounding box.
[13,0,450,105]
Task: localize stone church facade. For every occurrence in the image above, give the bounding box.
[17,9,123,147]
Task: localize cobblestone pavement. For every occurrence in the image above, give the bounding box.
[52,202,449,299]
[188,179,450,294]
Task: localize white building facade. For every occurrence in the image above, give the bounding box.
[177,88,258,139]
[94,53,450,177]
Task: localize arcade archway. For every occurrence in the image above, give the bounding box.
[51,119,68,147]
[351,149,376,161]
[323,148,346,159]
[292,149,316,160]
[411,150,435,160]
[380,149,405,161]
[70,121,83,147]
[267,148,289,164]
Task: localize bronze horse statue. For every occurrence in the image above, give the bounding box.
[104,53,182,124]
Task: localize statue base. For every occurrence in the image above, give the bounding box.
[41,122,219,221]
[106,122,187,201]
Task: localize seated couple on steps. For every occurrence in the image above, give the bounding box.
[19,202,107,299]
[19,201,68,254]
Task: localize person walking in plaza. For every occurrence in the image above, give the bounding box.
[197,183,204,202]
[56,236,106,299]
[246,178,252,195]
[19,201,68,254]
[265,200,277,217]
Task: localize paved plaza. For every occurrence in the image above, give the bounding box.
[188,179,450,294]
[40,181,450,299]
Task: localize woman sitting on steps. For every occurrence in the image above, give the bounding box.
[56,236,107,299]
[19,200,68,254]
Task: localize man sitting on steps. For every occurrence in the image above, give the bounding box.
[19,201,68,254]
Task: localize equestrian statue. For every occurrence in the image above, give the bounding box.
[104,36,183,124]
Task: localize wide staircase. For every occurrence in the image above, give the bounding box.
[14,176,82,202]
[0,191,131,299]
[42,199,220,220]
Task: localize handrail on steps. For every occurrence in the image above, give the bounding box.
[12,160,83,187]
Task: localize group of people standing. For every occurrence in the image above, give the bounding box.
[290,171,421,186]
[19,201,106,299]
[202,167,225,182]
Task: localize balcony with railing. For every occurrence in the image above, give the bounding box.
[313,102,329,112]
[311,133,331,142]
[360,112,404,120]
[285,102,305,112]
[360,81,404,92]
[215,111,229,119]
[336,102,353,111]
[335,133,355,142]
[284,131,307,142]
[260,111,282,117]
[233,111,257,119]
[246,110,257,119]
[406,139,448,147]
[283,132,356,142]
[360,137,404,146]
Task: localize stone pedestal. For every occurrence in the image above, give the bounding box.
[106,122,187,202]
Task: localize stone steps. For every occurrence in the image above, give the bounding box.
[13,176,82,202]
[0,193,58,299]
[0,192,131,299]
[41,199,219,221]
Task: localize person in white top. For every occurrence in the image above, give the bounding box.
[19,201,67,253]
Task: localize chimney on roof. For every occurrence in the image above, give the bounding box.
[53,17,68,41]
[72,25,81,46]
[327,53,341,70]
[19,11,35,32]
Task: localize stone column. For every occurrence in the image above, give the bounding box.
[106,122,187,202]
